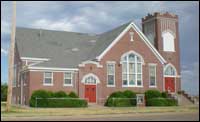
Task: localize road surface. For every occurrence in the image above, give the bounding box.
[2,112,199,121]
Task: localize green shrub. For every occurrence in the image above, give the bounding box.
[145,90,162,100]
[123,90,136,98]
[54,91,68,98]
[68,91,78,98]
[105,90,136,107]
[166,99,178,106]
[123,90,136,105]
[47,99,87,108]
[29,90,87,107]
[106,98,132,107]
[161,92,168,98]
[146,98,177,106]
[111,91,126,98]
[29,90,53,107]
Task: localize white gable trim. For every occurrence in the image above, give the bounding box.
[28,66,78,71]
[21,57,50,67]
[78,60,103,68]
[96,22,166,64]
[21,57,50,61]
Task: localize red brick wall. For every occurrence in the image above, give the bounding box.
[78,27,164,104]
[28,71,78,102]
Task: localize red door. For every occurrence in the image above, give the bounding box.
[165,77,175,93]
[85,85,96,103]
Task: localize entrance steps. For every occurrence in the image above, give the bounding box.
[168,91,197,106]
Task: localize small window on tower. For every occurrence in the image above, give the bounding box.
[162,31,175,52]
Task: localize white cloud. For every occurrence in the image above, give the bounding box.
[31,19,73,31]
[31,16,95,33]
[1,21,11,34]
[1,48,8,55]
[181,62,199,95]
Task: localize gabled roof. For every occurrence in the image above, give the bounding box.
[96,22,166,64]
[16,22,129,68]
[16,21,166,69]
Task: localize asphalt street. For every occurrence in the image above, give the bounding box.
[2,112,199,121]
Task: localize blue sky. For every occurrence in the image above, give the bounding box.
[1,1,199,95]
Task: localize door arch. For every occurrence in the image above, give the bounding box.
[81,73,100,103]
[164,64,177,93]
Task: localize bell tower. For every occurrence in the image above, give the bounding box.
[142,12,181,91]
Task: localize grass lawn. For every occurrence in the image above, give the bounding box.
[1,102,199,117]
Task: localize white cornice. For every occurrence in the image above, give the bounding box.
[21,57,50,61]
[79,60,103,68]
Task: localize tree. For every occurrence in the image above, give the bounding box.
[1,83,8,101]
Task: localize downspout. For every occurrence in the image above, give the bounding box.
[77,70,79,97]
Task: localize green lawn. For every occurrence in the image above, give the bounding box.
[1,102,199,117]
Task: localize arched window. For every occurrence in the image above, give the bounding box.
[81,73,100,84]
[85,76,96,84]
[164,64,176,76]
[162,31,175,52]
[121,51,144,87]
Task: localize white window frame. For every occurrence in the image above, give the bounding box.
[121,51,143,87]
[107,61,116,87]
[164,63,177,77]
[129,32,134,42]
[43,72,53,86]
[162,31,175,52]
[63,72,73,86]
[149,64,157,87]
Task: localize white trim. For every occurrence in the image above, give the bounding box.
[164,63,177,76]
[81,73,100,84]
[106,61,115,87]
[120,50,145,65]
[148,64,157,88]
[122,85,143,88]
[43,72,53,86]
[28,66,78,71]
[121,51,143,87]
[96,22,166,64]
[63,72,73,87]
[21,57,50,61]
[129,32,134,42]
[162,30,175,52]
[79,60,103,68]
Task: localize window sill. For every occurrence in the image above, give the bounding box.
[107,85,115,87]
[122,85,143,88]
[63,84,73,87]
[149,86,157,88]
[43,84,53,86]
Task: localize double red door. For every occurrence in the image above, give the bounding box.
[85,85,96,103]
[165,77,175,93]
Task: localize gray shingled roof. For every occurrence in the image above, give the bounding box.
[16,22,130,68]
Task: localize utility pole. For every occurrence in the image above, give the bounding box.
[6,1,16,112]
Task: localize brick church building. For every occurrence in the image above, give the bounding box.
[12,12,181,105]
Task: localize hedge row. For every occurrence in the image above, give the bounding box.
[145,90,177,106]
[29,90,87,107]
[105,90,136,107]
[146,98,178,106]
